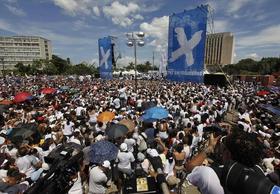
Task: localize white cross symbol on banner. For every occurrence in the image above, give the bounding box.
[100,46,111,69]
[169,27,202,66]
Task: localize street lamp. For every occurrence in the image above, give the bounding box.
[126,32,145,92]
[0,57,4,78]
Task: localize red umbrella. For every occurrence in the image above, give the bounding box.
[257,90,269,96]
[41,88,57,94]
[0,99,13,105]
[13,92,32,103]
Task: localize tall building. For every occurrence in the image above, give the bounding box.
[205,32,234,68]
[0,36,52,69]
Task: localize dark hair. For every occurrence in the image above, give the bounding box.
[175,143,184,153]
[224,129,263,167]
[18,146,28,157]
[7,168,21,179]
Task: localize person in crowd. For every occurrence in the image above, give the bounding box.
[89,160,111,194]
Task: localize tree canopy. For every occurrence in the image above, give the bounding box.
[14,55,98,76]
[222,57,280,75]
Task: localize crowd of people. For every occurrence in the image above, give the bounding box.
[0,75,279,194]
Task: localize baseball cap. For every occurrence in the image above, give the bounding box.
[102,160,111,169]
[0,136,5,144]
[120,143,128,152]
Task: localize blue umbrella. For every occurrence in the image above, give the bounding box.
[89,140,118,164]
[105,124,129,139]
[141,107,169,122]
[144,128,156,139]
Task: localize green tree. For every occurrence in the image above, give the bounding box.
[15,62,31,75]
[42,62,59,75]
[65,63,97,75]
[51,55,70,74]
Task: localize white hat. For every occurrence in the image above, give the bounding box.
[0,137,5,144]
[137,152,145,161]
[42,163,50,171]
[120,143,128,152]
[95,134,104,142]
[74,128,81,133]
[45,134,52,140]
[102,160,111,169]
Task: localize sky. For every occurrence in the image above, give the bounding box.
[0,0,280,67]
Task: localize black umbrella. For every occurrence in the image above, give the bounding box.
[89,140,118,164]
[142,101,157,111]
[7,123,41,144]
[105,124,129,139]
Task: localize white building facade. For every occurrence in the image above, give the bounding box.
[0,36,52,69]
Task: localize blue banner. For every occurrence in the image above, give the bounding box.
[167,5,208,82]
[98,37,112,79]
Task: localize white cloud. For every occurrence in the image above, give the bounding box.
[73,20,90,31]
[0,19,12,31]
[133,14,144,20]
[52,0,91,15]
[246,53,260,60]
[140,16,169,51]
[117,56,146,67]
[117,56,135,67]
[92,6,100,16]
[214,20,229,33]
[103,1,142,27]
[5,4,26,16]
[238,24,280,47]
[0,19,95,46]
[227,0,250,13]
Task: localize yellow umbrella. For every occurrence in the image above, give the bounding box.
[97,111,115,123]
[119,119,136,132]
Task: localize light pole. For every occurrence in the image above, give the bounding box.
[126,32,145,92]
[0,57,4,78]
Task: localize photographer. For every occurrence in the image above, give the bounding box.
[186,127,280,194]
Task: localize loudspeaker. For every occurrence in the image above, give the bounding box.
[204,74,227,87]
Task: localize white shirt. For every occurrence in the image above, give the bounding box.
[136,99,143,108]
[68,172,83,194]
[117,151,135,170]
[89,166,108,194]
[63,121,75,136]
[164,160,175,179]
[69,136,81,145]
[187,166,224,194]
[113,98,121,109]
[16,155,37,177]
[76,106,86,116]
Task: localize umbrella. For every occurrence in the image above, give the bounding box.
[97,111,115,123]
[60,86,70,91]
[119,119,136,132]
[13,92,32,103]
[257,90,269,96]
[105,124,129,139]
[142,101,157,111]
[41,88,57,94]
[7,123,41,144]
[0,99,13,105]
[144,128,156,139]
[89,140,118,164]
[141,107,169,122]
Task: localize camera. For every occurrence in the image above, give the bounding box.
[25,143,83,194]
[221,160,280,194]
